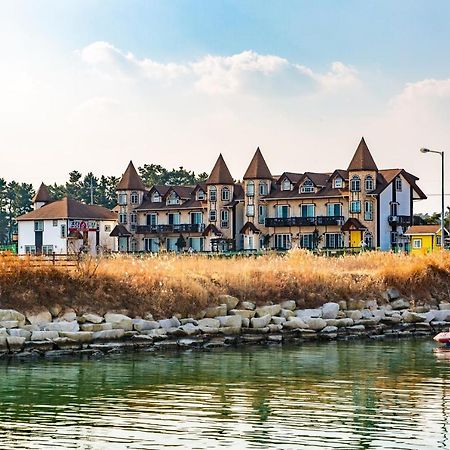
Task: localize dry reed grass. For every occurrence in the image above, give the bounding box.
[0,250,449,318]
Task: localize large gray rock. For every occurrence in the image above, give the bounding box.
[283,318,308,330]
[8,328,31,340]
[347,299,366,310]
[26,309,51,326]
[218,295,240,311]
[321,302,340,320]
[251,314,272,329]
[386,288,401,300]
[58,309,77,322]
[132,319,160,331]
[159,317,181,329]
[240,301,256,311]
[347,310,363,321]
[179,323,200,336]
[6,336,25,352]
[92,329,125,341]
[31,330,59,341]
[325,318,354,328]
[271,316,287,325]
[43,321,80,333]
[82,313,104,324]
[439,303,450,311]
[0,309,26,324]
[280,300,296,311]
[81,323,113,332]
[391,298,410,310]
[53,337,80,350]
[0,320,19,329]
[204,304,227,318]
[198,318,220,328]
[402,311,426,323]
[60,331,94,343]
[0,328,8,336]
[229,309,255,319]
[280,309,295,319]
[361,309,374,319]
[216,315,242,328]
[321,326,338,333]
[304,317,327,331]
[104,313,133,331]
[255,305,281,317]
[242,318,250,328]
[296,308,322,319]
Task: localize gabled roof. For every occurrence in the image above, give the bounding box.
[116,161,146,191]
[202,224,223,236]
[296,172,330,188]
[163,186,194,200]
[240,222,261,234]
[149,185,171,197]
[277,172,303,184]
[243,147,272,180]
[404,225,448,235]
[341,218,367,231]
[348,137,378,171]
[206,154,234,185]
[110,224,132,237]
[32,183,52,203]
[17,197,116,221]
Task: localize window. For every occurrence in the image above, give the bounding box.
[130,213,137,224]
[327,203,342,217]
[60,224,66,238]
[119,213,127,224]
[52,220,58,227]
[258,205,267,224]
[151,192,161,203]
[300,204,315,218]
[364,201,373,221]
[167,192,179,205]
[220,210,229,228]
[24,245,36,255]
[131,191,139,204]
[247,204,255,217]
[391,231,398,244]
[364,232,373,248]
[34,221,44,232]
[365,176,374,192]
[334,177,343,188]
[144,238,158,252]
[350,176,361,192]
[350,201,361,213]
[42,245,54,255]
[209,210,217,221]
[301,179,315,193]
[118,193,127,205]
[190,212,203,225]
[147,213,158,226]
[259,182,267,196]
[276,205,290,219]
[209,186,217,201]
[413,238,422,249]
[246,181,255,197]
[437,235,442,246]
[105,224,111,233]
[275,234,291,250]
[281,179,291,191]
[390,202,398,216]
[325,233,343,248]
[300,233,314,250]
[395,176,402,191]
[197,190,205,201]
[168,213,180,225]
[221,187,230,201]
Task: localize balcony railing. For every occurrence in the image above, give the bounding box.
[136,224,205,234]
[265,216,345,227]
[388,215,412,226]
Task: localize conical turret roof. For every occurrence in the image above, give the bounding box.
[206,154,234,184]
[32,183,52,203]
[348,137,378,171]
[116,161,146,190]
[243,147,272,180]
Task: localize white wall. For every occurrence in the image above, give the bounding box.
[379,184,392,251]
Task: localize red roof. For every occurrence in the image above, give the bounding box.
[348,137,378,171]
[243,147,272,180]
[116,161,146,191]
[206,154,234,185]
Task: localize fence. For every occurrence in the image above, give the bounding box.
[0,253,80,269]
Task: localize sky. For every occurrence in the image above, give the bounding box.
[1,0,450,213]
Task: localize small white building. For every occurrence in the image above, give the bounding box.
[17,184,117,255]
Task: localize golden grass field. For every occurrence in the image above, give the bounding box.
[0,250,449,318]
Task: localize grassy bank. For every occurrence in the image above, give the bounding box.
[0,251,449,318]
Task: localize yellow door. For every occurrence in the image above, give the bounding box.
[350,230,362,247]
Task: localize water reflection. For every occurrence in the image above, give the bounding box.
[0,340,448,449]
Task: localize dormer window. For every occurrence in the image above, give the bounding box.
[334,177,343,188]
[209,186,217,202]
[281,179,291,191]
[365,175,374,192]
[246,181,255,197]
[167,192,180,205]
[350,175,361,192]
[197,190,206,201]
[300,179,314,193]
[221,187,230,201]
[259,182,267,196]
[130,191,139,204]
[395,176,402,192]
[151,192,162,203]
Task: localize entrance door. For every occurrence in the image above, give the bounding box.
[35,231,43,254]
[118,237,129,252]
[350,230,362,247]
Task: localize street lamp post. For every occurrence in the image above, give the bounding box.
[420,147,445,249]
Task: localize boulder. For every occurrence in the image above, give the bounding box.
[218,295,240,311]
[271,317,287,325]
[218,326,241,335]
[361,309,374,319]
[0,320,19,329]
[321,326,338,333]
[180,318,197,325]
[43,321,80,333]
[53,337,81,350]
[6,336,25,352]
[240,301,256,311]
[8,329,31,340]
[132,319,160,332]
[269,324,283,333]
[280,309,295,319]
[321,302,340,320]
[283,318,308,330]
[347,299,366,310]
[365,300,378,310]
[92,329,125,341]
[81,323,113,332]
[296,308,322,319]
[347,310,363,321]
[0,328,7,336]
[58,309,77,322]
[198,326,220,334]
[0,309,26,324]
[60,331,94,343]
[414,305,431,313]
[280,300,296,311]
[82,313,104,324]
[0,336,7,351]
[402,311,426,323]
[204,305,227,318]
[179,323,200,336]
[198,318,220,328]
[255,305,281,317]
[229,309,255,319]
[334,318,354,328]
[26,309,51,326]
[158,317,181,329]
[439,303,450,311]
[338,300,348,311]
[104,313,133,331]
[304,317,327,331]
[386,288,401,300]
[216,315,242,328]
[391,298,410,310]
[242,318,250,328]
[251,314,272,329]
[31,331,59,341]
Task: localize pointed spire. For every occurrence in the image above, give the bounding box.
[206,154,234,184]
[32,183,52,203]
[347,137,378,171]
[116,161,146,191]
[243,147,272,180]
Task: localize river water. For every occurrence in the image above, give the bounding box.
[0,340,449,449]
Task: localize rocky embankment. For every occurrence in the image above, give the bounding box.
[0,289,449,359]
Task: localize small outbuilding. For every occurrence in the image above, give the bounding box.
[404,224,449,254]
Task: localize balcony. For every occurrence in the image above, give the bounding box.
[136,224,205,234]
[265,216,345,228]
[316,216,345,226]
[388,215,412,226]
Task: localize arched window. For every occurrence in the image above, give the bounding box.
[209,186,217,201]
[282,179,291,191]
[350,175,361,192]
[364,232,373,248]
[246,181,255,197]
[259,182,267,196]
[131,191,139,204]
[395,176,402,191]
[364,176,374,192]
[221,187,230,201]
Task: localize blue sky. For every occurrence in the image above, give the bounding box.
[1,0,449,212]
